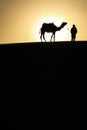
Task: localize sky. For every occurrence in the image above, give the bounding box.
[0,0,87,43]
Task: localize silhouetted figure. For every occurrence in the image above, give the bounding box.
[71,25,77,41]
[39,22,67,42]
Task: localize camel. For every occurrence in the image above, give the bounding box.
[39,22,67,42]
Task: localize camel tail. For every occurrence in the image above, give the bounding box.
[39,28,41,34]
[39,28,42,35]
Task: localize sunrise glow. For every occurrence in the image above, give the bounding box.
[34,16,69,42]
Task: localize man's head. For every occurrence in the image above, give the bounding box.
[73,25,75,27]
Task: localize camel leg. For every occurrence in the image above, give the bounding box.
[54,33,55,42]
[40,33,42,42]
[50,33,53,42]
[43,33,46,42]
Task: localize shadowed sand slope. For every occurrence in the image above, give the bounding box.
[0,112,16,129]
[0,41,87,73]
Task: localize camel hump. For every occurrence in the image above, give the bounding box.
[43,22,55,25]
[42,22,55,28]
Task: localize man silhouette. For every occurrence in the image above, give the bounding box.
[71,25,77,41]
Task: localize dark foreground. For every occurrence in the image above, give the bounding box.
[0,41,87,73]
[0,41,87,129]
[0,112,16,129]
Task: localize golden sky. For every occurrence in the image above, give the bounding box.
[0,0,87,43]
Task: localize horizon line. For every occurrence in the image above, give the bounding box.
[0,40,87,45]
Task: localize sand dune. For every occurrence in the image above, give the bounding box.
[0,41,87,73]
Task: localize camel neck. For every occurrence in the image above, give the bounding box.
[57,24,64,30]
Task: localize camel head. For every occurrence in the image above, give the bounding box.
[57,22,67,30]
[61,22,67,27]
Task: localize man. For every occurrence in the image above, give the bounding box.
[71,25,77,41]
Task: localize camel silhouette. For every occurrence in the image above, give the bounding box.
[39,22,67,42]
